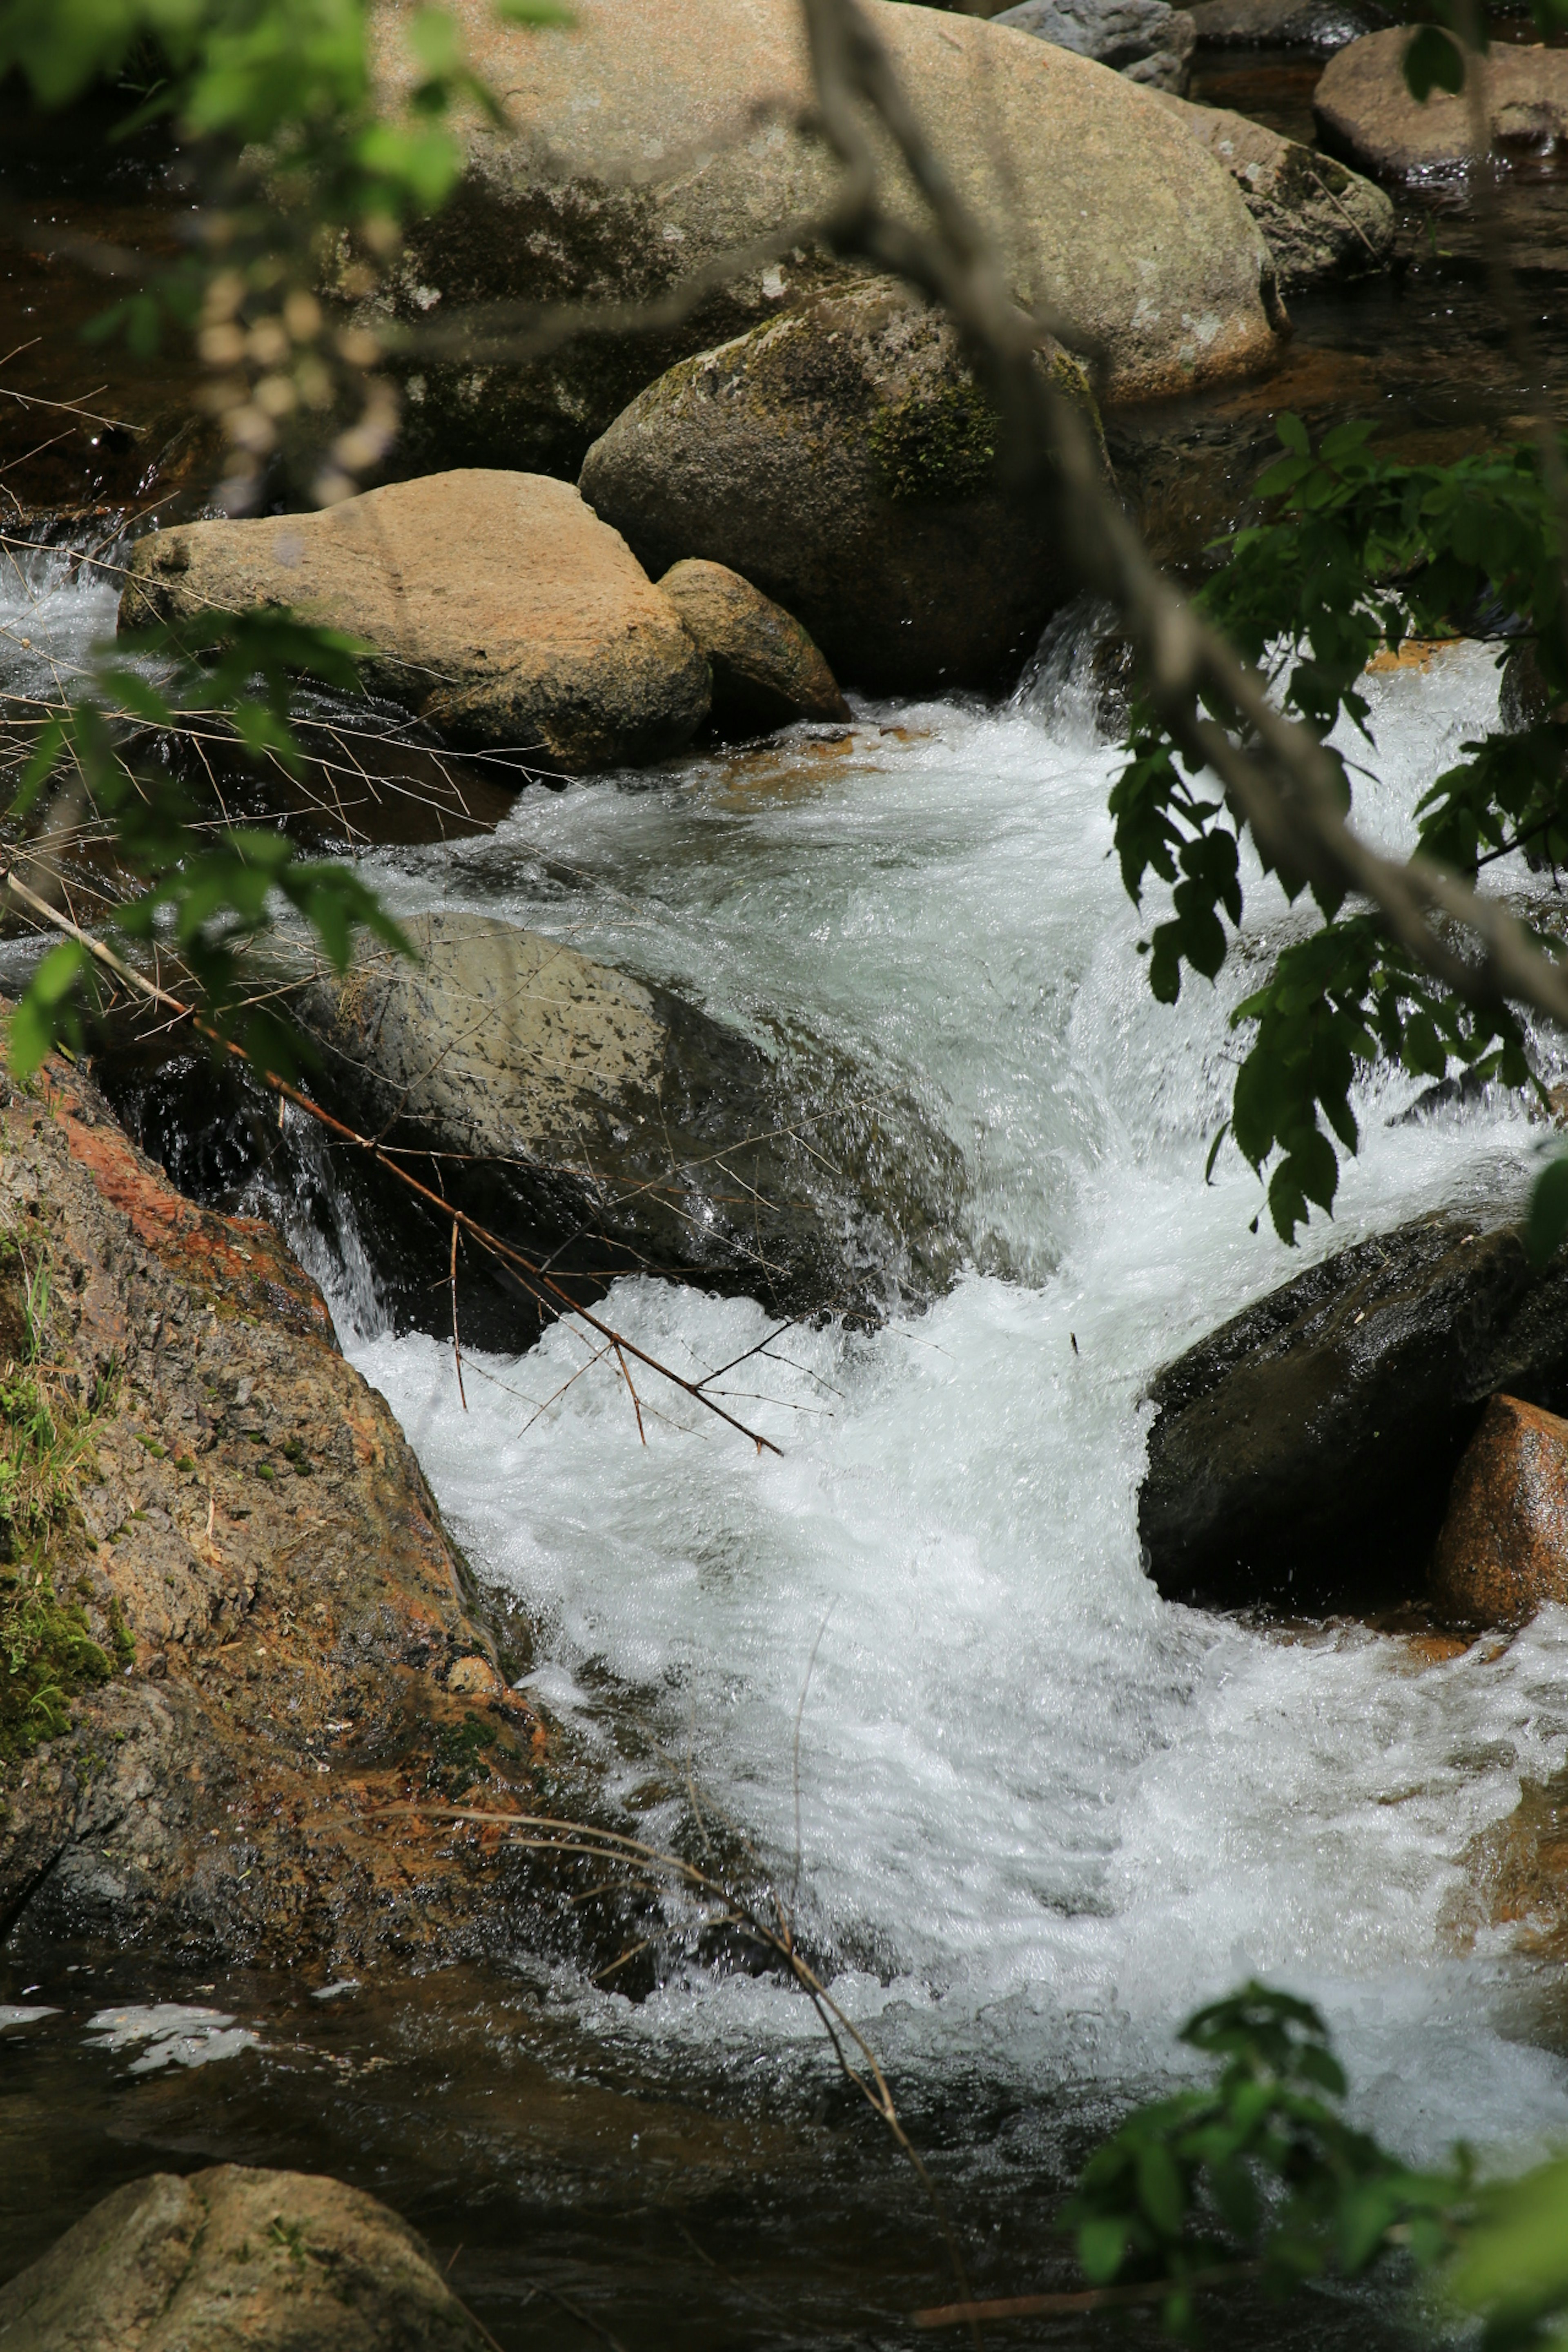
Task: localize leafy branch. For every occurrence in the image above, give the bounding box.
[1113,419,1568,1241]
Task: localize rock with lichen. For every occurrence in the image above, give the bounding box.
[579,280,1108,693]
[0,2166,486,2350]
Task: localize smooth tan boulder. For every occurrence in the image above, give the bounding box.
[657,559,851,732]
[1431,1393,1568,1628]
[0,2166,485,2350]
[1146,90,1394,292]
[120,471,710,772]
[580,281,1101,692]
[368,0,1283,477]
[1315,30,1568,178]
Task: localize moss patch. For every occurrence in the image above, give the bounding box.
[867,380,1001,504]
[1,1569,114,1762]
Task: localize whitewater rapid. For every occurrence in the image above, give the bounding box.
[9,531,1568,2163]
[321,629,1568,2164]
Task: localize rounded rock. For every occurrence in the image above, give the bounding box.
[657,559,851,733]
[580,281,1103,693]
[119,471,710,773]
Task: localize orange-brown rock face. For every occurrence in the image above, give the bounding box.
[0,1050,555,1974]
[1430,1393,1568,1630]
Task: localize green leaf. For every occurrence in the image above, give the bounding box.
[1528,1153,1568,1266]
[1136,2140,1186,2236]
[1077,2215,1129,2284]
[1403,23,1466,99]
[1276,412,1310,458]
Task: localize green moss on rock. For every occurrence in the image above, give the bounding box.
[867,381,1001,504]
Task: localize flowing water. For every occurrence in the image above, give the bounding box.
[8,73,1568,2348]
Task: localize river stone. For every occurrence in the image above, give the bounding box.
[1139,1208,1568,1613]
[657,559,851,733]
[1430,1393,1568,1629]
[295,911,962,1319]
[579,282,1101,692]
[119,471,710,772]
[0,2165,485,2350]
[366,0,1282,477]
[991,0,1196,93]
[1315,31,1568,179]
[1187,0,1391,45]
[1146,91,1395,293]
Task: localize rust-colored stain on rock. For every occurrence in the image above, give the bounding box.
[1430,1392,1568,1629]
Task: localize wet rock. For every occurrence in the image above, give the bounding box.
[119,471,710,772]
[1139,1209,1568,1613]
[1187,0,1392,47]
[1500,639,1568,734]
[1146,92,1395,293]
[0,1043,557,1971]
[579,281,1102,693]
[1315,31,1568,180]
[296,911,963,1321]
[0,2165,486,2349]
[1430,1393,1568,1629]
[657,559,851,734]
[366,0,1283,476]
[991,0,1196,94]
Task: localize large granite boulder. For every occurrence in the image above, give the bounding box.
[992,0,1196,93]
[1315,30,1568,179]
[1146,91,1395,293]
[0,2167,484,2350]
[294,911,964,1322]
[579,281,1101,693]
[367,0,1283,477]
[1139,1208,1568,1614]
[120,471,710,773]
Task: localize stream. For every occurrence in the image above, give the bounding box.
[7,38,1568,2352]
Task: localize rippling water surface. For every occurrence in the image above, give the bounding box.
[248,625,1568,2166]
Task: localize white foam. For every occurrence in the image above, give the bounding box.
[342,633,1568,2156]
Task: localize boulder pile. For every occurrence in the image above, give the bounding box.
[368,0,1285,478]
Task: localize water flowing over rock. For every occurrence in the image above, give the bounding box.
[1146,91,1395,293]
[1315,31,1568,180]
[1139,1209,1568,1613]
[295,911,964,1321]
[366,0,1284,477]
[991,0,1196,94]
[657,558,851,733]
[119,471,710,771]
[0,2165,486,2350]
[579,281,1102,693]
[1187,0,1391,45]
[0,1045,556,1971]
[1430,1394,1568,1630]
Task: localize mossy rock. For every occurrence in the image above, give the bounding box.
[579,279,1109,693]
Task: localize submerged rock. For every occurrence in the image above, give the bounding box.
[1147,91,1395,293]
[1187,0,1391,46]
[992,0,1196,93]
[367,0,1283,477]
[657,559,851,734]
[1315,31,1568,179]
[296,911,964,1321]
[1430,1393,1568,1629]
[0,2166,485,2350]
[120,471,710,772]
[1139,1209,1568,1613]
[0,1043,557,1970]
[579,282,1101,693]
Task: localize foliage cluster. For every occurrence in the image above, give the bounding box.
[1068,1982,1568,2348]
[1113,420,1568,1243]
